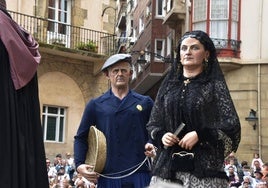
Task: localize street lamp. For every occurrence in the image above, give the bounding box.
[245,109,258,130]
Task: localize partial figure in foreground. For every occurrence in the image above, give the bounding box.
[0,1,49,187]
[146,30,241,188]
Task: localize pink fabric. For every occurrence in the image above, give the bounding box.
[0,10,41,90]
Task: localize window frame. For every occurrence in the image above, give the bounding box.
[42,105,67,143]
[154,39,165,61]
[192,0,240,41]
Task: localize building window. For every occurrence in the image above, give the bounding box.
[42,106,66,143]
[231,0,239,40]
[193,0,207,31]
[192,0,240,40]
[165,0,173,13]
[139,15,144,33]
[47,0,71,46]
[48,0,70,34]
[210,0,228,39]
[192,0,241,55]
[155,39,165,61]
[156,0,166,17]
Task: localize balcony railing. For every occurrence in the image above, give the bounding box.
[211,38,241,58]
[8,10,116,55]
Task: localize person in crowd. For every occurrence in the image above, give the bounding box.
[251,153,264,171]
[66,152,75,185]
[54,153,63,171]
[225,158,238,176]
[253,160,263,173]
[74,53,155,188]
[239,175,253,188]
[263,173,268,186]
[146,30,241,187]
[0,1,49,187]
[237,161,250,183]
[227,166,241,187]
[47,158,58,186]
[262,162,268,181]
[253,170,264,187]
[51,166,71,188]
[242,165,253,178]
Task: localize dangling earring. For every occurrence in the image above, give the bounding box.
[203,58,208,70]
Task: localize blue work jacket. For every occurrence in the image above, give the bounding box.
[74,89,154,175]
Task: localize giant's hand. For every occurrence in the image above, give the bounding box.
[178,131,199,150]
[144,143,156,157]
[161,132,179,148]
[76,164,99,184]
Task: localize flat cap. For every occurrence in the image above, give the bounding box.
[101,53,132,71]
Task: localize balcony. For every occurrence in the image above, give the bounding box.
[163,0,186,28]
[212,38,242,72]
[130,51,171,95]
[8,10,116,58]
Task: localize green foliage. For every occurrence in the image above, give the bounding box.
[76,40,98,52]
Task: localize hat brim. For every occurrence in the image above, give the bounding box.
[85,126,107,173]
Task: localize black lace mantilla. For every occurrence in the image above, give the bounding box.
[146,66,241,180]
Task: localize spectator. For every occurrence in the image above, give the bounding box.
[242,165,253,177]
[47,158,57,186]
[65,152,75,184]
[52,167,71,188]
[225,158,238,176]
[228,166,241,187]
[253,160,263,173]
[251,153,264,171]
[239,175,253,188]
[262,162,268,180]
[253,170,264,187]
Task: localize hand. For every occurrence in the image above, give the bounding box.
[76,164,99,184]
[161,132,179,148]
[144,143,156,157]
[178,131,199,150]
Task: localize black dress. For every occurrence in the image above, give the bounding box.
[0,40,49,187]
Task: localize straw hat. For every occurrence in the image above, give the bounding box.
[85,126,107,173]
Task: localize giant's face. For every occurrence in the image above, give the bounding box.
[107,61,132,89]
[180,37,210,70]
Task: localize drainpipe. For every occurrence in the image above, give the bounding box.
[185,0,191,32]
[257,0,263,158]
[17,0,21,12]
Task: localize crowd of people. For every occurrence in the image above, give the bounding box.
[46,152,268,188]
[47,152,95,188]
[225,152,268,188]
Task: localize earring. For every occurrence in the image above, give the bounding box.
[203,58,208,69]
